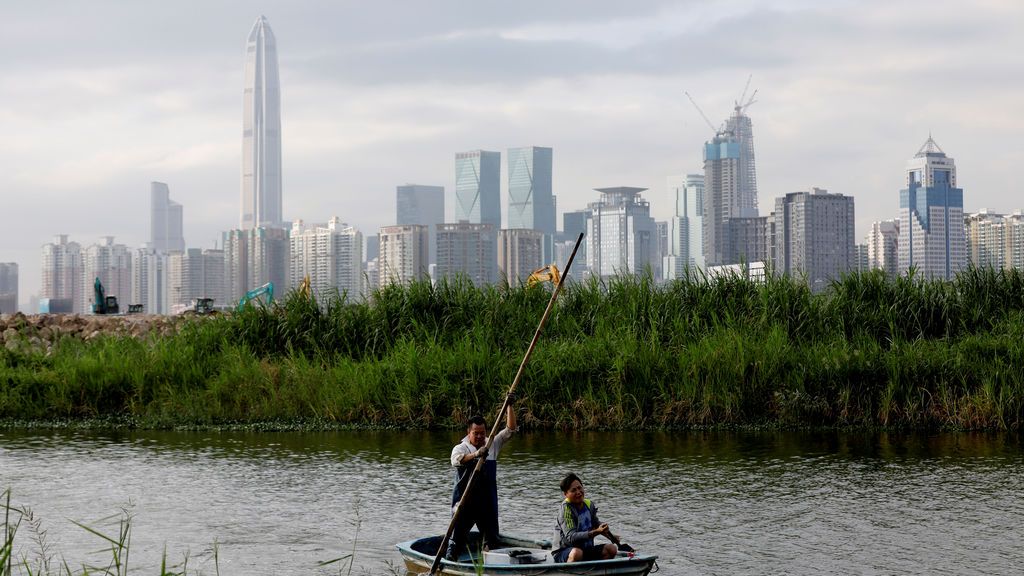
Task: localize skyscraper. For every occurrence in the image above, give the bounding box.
[498,228,544,285]
[81,237,133,313]
[241,16,283,230]
[665,174,705,280]
[455,150,500,228]
[436,222,498,286]
[290,218,363,301]
[167,249,225,312]
[40,235,82,313]
[703,132,741,267]
[767,188,855,293]
[702,96,759,267]
[132,248,168,314]
[0,263,17,314]
[507,147,555,234]
[724,104,759,218]
[397,184,444,265]
[379,225,430,287]
[965,210,1024,271]
[898,137,966,280]
[585,187,657,279]
[867,220,900,277]
[221,227,289,304]
[150,182,185,253]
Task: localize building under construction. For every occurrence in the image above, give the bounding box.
[689,81,760,267]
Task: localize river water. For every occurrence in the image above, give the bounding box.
[1,429,1021,575]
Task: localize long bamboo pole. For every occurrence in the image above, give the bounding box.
[428,232,584,575]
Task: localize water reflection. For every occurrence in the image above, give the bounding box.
[1,429,1021,575]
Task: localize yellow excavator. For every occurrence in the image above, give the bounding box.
[526,264,561,288]
[298,274,313,300]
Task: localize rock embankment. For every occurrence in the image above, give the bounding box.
[0,312,192,354]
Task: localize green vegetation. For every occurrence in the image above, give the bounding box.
[2,268,1023,430]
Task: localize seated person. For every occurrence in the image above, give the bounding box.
[552,472,619,563]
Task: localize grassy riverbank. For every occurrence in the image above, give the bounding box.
[2,269,1023,430]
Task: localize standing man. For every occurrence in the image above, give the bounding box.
[445,405,517,560]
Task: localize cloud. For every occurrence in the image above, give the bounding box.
[3,0,1024,303]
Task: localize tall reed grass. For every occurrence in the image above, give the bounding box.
[1,269,1023,430]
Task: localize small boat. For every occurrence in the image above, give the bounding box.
[396,532,658,575]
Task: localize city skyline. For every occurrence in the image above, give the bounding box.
[3,1,1024,302]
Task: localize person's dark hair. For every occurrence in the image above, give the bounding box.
[560,472,582,493]
[466,414,486,429]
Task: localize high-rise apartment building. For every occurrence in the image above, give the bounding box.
[150,182,185,253]
[167,249,225,312]
[364,258,381,295]
[965,210,1024,270]
[767,188,855,293]
[507,146,555,235]
[728,216,768,265]
[655,221,668,281]
[222,227,289,305]
[40,235,83,313]
[241,16,283,229]
[867,220,900,277]
[290,218,363,301]
[82,237,133,313]
[585,187,657,279]
[131,248,168,315]
[965,210,1005,269]
[854,244,870,273]
[222,229,248,305]
[378,225,430,287]
[898,137,966,280]
[1007,212,1024,270]
[396,184,444,265]
[498,228,544,285]
[0,263,17,314]
[436,222,498,286]
[665,174,705,281]
[455,150,500,228]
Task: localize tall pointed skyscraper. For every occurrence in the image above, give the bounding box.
[241,16,283,229]
[898,136,966,280]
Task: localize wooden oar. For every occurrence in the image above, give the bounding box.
[429,232,585,575]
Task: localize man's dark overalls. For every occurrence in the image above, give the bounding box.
[445,456,499,560]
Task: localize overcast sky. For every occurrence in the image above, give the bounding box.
[3,0,1023,303]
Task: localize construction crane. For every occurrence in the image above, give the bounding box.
[685,91,720,135]
[735,88,758,115]
[734,74,758,115]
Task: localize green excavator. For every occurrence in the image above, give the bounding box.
[91,278,143,314]
[91,277,120,315]
[237,282,274,311]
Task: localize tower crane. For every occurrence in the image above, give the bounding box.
[685,91,720,135]
[734,74,758,115]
